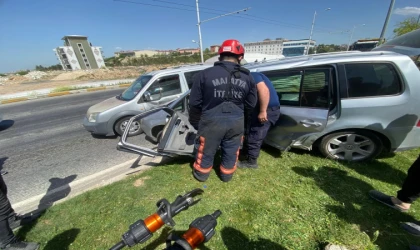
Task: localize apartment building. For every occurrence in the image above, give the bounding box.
[53,35,105,70]
[244,38,316,57]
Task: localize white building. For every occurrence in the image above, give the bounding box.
[244,38,316,57]
[244,39,284,55]
[282,39,316,57]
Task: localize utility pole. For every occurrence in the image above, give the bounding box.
[379,0,395,44]
[195,0,250,64]
[307,11,317,55]
[306,8,331,55]
[347,24,365,51]
[417,14,420,24]
[347,26,356,51]
[195,0,204,64]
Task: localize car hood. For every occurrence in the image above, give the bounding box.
[87,96,126,115]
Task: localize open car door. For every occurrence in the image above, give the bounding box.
[156,110,196,156]
[259,67,334,150]
[117,91,195,157]
[117,107,175,157]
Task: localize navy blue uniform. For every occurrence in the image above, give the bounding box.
[0,175,16,248]
[241,72,281,164]
[189,61,257,182]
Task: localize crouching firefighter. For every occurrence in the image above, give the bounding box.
[188,39,257,182]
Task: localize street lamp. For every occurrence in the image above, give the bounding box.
[347,24,366,51]
[307,8,331,55]
[195,0,250,63]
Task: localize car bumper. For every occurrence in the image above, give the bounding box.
[83,117,109,135]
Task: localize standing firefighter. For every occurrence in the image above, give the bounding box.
[188,39,257,182]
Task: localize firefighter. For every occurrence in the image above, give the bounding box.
[188,39,257,182]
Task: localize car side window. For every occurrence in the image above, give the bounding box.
[147,74,182,100]
[262,68,331,109]
[301,69,330,108]
[344,63,402,98]
[172,98,184,112]
[264,70,302,106]
[184,70,202,89]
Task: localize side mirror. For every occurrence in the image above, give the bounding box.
[143,91,153,102]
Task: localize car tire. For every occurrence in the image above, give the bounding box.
[114,116,143,137]
[318,130,383,162]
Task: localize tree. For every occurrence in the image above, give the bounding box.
[204,48,211,54]
[393,17,420,37]
[308,44,344,54]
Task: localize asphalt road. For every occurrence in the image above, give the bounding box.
[0,89,155,205]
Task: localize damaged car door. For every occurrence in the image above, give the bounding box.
[258,67,333,150]
[117,91,195,157]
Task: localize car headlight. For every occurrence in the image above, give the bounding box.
[88,113,99,123]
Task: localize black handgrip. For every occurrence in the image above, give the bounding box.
[109,240,125,250]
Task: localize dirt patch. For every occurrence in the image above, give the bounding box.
[0,65,175,96]
[42,220,53,225]
[133,176,151,187]
[52,71,91,81]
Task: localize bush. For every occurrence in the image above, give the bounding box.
[0,73,6,77]
[16,70,30,76]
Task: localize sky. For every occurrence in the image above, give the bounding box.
[0,0,419,73]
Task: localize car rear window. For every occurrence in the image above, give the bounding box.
[344,63,402,98]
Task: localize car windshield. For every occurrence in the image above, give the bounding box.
[120,75,153,101]
[382,29,420,48]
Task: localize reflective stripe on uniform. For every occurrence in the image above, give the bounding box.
[221,143,241,175]
[220,164,237,175]
[194,136,212,174]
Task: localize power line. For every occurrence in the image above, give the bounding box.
[113,0,349,35]
[149,0,349,33]
[113,0,198,12]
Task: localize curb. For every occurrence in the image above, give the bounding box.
[12,155,171,215]
[0,79,135,105]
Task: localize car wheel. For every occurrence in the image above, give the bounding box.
[318,130,383,162]
[114,116,143,137]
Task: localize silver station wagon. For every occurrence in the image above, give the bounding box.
[118,50,420,162]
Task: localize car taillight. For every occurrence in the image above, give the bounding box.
[417,120,420,127]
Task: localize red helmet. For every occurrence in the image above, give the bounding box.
[218,39,245,55]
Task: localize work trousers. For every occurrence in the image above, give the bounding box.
[0,175,16,248]
[193,102,244,182]
[397,154,420,203]
[243,105,280,161]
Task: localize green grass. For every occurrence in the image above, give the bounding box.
[16,148,420,250]
[51,82,131,93]
[51,86,85,93]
